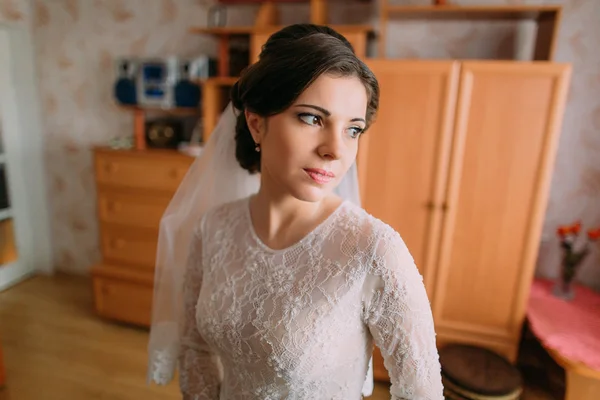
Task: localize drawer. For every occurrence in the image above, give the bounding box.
[95,149,193,192]
[92,268,153,327]
[100,225,158,269]
[97,190,170,229]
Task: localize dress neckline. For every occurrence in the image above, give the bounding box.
[244,196,348,254]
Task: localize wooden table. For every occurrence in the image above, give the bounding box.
[527,279,600,400]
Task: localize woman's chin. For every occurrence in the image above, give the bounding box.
[288,183,333,203]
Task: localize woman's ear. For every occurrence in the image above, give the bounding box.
[245,110,265,144]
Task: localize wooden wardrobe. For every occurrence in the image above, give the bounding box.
[358,59,571,381]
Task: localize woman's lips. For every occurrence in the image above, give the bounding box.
[304,168,335,184]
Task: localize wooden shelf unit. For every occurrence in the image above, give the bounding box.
[119,105,199,115]
[190,24,374,36]
[118,105,201,150]
[189,20,373,137]
[378,4,562,61]
[110,2,371,149]
[195,78,239,142]
[196,76,239,86]
[191,24,374,76]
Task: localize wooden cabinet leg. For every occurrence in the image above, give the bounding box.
[133,109,146,150]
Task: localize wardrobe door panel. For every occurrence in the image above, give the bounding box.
[433,62,571,347]
[360,59,459,383]
[360,60,459,292]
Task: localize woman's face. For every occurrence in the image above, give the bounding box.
[246,74,368,202]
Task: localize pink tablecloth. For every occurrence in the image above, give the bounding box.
[527,279,600,370]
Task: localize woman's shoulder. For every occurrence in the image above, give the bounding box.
[338,201,404,246]
[340,202,417,276]
[198,196,249,233]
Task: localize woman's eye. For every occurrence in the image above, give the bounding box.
[298,113,321,126]
[348,127,364,139]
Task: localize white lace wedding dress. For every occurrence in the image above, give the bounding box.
[178,196,444,399]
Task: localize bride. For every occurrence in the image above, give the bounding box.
[147,23,443,399]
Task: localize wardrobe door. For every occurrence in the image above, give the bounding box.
[360,60,459,382]
[360,60,459,292]
[433,61,571,360]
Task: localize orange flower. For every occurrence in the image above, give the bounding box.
[588,228,600,241]
[557,221,584,238]
[557,226,570,237]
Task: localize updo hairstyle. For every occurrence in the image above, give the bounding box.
[230,23,379,173]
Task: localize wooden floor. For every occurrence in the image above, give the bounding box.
[0,275,560,399]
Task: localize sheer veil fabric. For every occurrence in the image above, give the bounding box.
[146,103,375,396]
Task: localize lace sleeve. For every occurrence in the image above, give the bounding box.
[179,224,221,400]
[363,229,444,400]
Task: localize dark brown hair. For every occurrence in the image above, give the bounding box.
[230,24,379,174]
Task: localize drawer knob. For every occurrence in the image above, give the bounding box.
[101,284,111,295]
[106,201,121,212]
[110,239,126,249]
[168,169,180,179]
[104,162,119,174]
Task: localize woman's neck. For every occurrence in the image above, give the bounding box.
[248,181,341,251]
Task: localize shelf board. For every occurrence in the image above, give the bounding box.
[191,26,256,35]
[0,208,12,222]
[196,77,239,86]
[118,105,200,116]
[190,24,374,36]
[383,5,561,21]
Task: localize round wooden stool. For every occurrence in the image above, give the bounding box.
[439,344,523,400]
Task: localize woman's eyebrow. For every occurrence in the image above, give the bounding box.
[295,104,330,116]
[295,104,365,123]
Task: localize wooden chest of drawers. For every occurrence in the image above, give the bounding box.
[91,147,194,326]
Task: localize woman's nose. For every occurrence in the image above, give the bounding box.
[317,126,344,161]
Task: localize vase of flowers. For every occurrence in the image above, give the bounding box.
[553,221,600,300]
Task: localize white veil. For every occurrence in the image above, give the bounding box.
[146,102,374,396]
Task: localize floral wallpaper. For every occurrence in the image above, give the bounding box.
[30,0,216,275]
[530,0,600,290]
[1,0,598,289]
[0,0,31,25]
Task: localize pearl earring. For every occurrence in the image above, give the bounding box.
[255,143,261,152]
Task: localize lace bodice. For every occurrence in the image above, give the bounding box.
[177,197,443,399]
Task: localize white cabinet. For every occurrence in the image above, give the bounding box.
[0,23,52,291]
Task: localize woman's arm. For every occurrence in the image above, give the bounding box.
[363,229,444,400]
[179,225,221,400]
